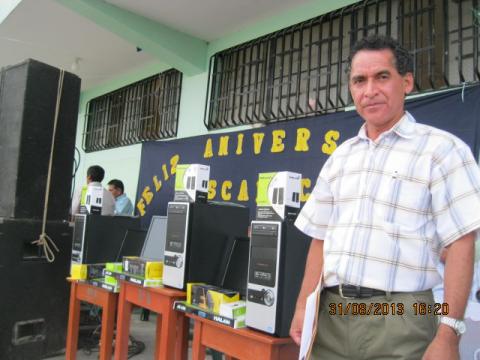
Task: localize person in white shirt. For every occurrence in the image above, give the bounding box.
[290,35,480,360]
[71,165,115,216]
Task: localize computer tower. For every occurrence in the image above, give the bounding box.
[0,218,72,359]
[0,59,81,221]
[71,214,140,264]
[163,202,250,290]
[246,220,311,337]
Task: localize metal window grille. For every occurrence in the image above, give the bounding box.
[205,0,480,129]
[83,69,182,152]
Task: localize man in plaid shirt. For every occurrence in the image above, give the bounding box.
[290,35,480,360]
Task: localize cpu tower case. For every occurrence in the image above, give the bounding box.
[163,202,249,290]
[71,214,140,264]
[246,220,311,337]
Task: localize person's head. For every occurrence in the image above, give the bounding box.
[107,179,124,199]
[347,35,414,140]
[86,165,105,183]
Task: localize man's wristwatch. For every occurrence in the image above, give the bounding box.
[440,316,467,336]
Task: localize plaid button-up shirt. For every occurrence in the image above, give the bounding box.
[295,112,480,291]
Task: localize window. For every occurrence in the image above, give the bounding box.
[205,0,480,129]
[83,69,182,152]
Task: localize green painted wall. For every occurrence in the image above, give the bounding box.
[73,0,361,204]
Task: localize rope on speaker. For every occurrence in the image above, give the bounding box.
[31,70,65,263]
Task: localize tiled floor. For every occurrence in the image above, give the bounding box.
[47,309,214,360]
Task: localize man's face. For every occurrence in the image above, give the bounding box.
[349,49,414,140]
[108,185,121,199]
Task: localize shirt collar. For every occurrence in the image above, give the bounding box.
[355,111,417,142]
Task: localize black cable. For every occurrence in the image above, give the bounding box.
[71,146,82,201]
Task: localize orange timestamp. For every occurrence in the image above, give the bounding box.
[329,302,405,315]
[329,302,450,316]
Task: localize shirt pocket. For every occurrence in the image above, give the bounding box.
[375,177,431,229]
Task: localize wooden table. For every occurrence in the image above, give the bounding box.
[114,281,188,360]
[187,314,299,360]
[66,280,118,360]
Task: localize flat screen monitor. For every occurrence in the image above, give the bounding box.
[141,216,168,260]
[220,236,250,298]
[116,228,147,261]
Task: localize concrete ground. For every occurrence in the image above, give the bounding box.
[47,308,215,360]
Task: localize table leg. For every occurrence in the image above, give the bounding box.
[176,315,189,360]
[155,299,179,360]
[65,282,80,360]
[114,287,133,360]
[191,320,206,360]
[99,294,117,360]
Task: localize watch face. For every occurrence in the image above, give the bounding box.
[456,321,467,335]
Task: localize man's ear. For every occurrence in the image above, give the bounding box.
[404,72,414,95]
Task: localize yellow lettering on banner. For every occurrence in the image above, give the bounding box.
[142,186,154,205]
[170,154,180,175]
[295,128,311,152]
[136,199,146,216]
[237,180,249,201]
[218,136,229,156]
[322,130,340,155]
[153,176,162,192]
[162,164,169,181]
[221,180,232,201]
[208,180,217,200]
[301,178,312,202]
[271,130,286,153]
[253,133,265,155]
[236,133,244,155]
[204,138,214,158]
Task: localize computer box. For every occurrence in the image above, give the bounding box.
[163,202,250,290]
[246,219,311,337]
[71,214,140,264]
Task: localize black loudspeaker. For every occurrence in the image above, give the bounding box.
[0,218,73,359]
[0,59,81,221]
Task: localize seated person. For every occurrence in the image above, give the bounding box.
[108,179,134,216]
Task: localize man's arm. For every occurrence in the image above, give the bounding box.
[289,239,324,345]
[423,232,475,360]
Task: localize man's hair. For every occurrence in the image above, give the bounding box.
[87,165,105,182]
[108,179,124,193]
[347,34,414,76]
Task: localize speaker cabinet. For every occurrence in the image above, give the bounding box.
[0,218,72,359]
[246,220,311,337]
[0,59,81,221]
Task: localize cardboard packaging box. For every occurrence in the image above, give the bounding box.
[70,263,105,280]
[256,171,301,221]
[122,256,163,279]
[173,164,209,203]
[190,284,239,314]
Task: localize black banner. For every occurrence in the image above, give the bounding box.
[136,85,480,228]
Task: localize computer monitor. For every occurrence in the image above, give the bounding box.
[116,228,147,261]
[141,216,168,260]
[218,236,250,298]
